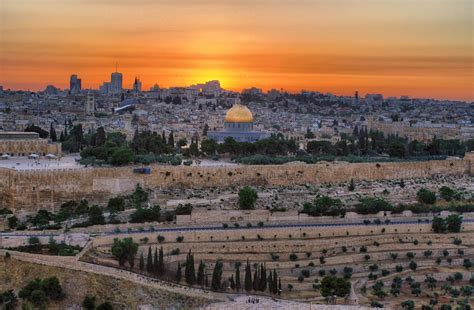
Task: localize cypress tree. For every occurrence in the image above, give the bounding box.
[211,260,223,291]
[139,252,145,271]
[185,251,190,284]
[162,130,166,144]
[205,271,209,287]
[146,246,153,273]
[235,264,241,291]
[268,270,273,293]
[158,247,164,276]
[273,270,278,294]
[230,274,235,290]
[244,260,252,292]
[189,252,196,285]
[259,263,267,291]
[50,123,57,142]
[253,266,259,291]
[176,263,182,283]
[197,260,205,286]
[168,131,174,147]
[153,248,159,275]
[278,278,282,295]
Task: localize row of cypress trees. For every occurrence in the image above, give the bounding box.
[242,260,281,295]
[139,249,281,295]
[138,246,165,277]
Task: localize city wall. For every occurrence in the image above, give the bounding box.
[0,156,472,213]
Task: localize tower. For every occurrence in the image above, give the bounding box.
[86,93,95,115]
[110,64,123,94]
[133,77,142,93]
[354,91,359,105]
[70,74,82,94]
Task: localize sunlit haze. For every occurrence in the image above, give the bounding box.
[0,0,473,100]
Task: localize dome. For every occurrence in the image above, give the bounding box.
[224,104,253,123]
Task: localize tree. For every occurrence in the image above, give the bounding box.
[25,124,49,138]
[244,260,252,292]
[146,246,153,273]
[197,260,206,286]
[168,131,175,147]
[109,146,134,166]
[49,123,57,142]
[111,238,138,268]
[1,290,18,310]
[409,261,417,271]
[417,188,436,205]
[211,260,223,291]
[388,140,406,158]
[30,290,47,307]
[238,186,258,210]
[107,197,125,213]
[48,237,59,255]
[303,196,344,217]
[176,263,182,282]
[432,216,447,233]
[95,127,106,146]
[401,300,415,310]
[82,295,96,310]
[139,252,145,271]
[88,205,105,225]
[7,216,18,229]
[96,302,114,310]
[201,139,218,155]
[158,247,165,276]
[153,248,159,275]
[235,264,241,291]
[446,214,462,233]
[320,276,351,298]
[177,138,188,149]
[185,250,196,285]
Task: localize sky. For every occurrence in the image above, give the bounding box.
[0,0,473,100]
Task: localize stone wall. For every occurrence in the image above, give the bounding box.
[0,156,472,212]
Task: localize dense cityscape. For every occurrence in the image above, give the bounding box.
[0,0,473,309]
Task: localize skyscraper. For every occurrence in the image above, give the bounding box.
[70,74,82,94]
[111,72,123,94]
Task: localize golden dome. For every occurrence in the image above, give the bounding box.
[224,104,253,123]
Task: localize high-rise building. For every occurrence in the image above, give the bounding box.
[70,74,82,94]
[111,71,123,94]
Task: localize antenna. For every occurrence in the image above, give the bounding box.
[115,62,118,72]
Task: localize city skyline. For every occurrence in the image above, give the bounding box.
[1,0,473,101]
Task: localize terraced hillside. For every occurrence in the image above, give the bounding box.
[84,220,474,308]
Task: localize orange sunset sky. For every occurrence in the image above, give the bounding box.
[0,0,473,100]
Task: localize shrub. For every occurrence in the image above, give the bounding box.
[439,186,456,201]
[417,188,436,204]
[238,186,258,210]
[355,197,393,214]
[289,253,298,261]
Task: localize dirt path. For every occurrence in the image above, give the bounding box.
[0,250,225,302]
